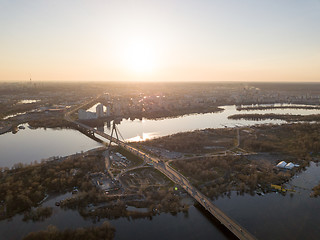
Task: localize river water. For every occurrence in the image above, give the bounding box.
[104,104,320,141]
[214,162,320,240]
[1,104,320,239]
[0,124,102,168]
[2,104,319,167]
[0,193,233,240]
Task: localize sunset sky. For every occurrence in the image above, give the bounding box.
[1,0,320,82]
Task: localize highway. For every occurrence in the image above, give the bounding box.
[65,104,257,240]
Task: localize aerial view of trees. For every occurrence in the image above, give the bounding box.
[228,113,320,122]
[311,183,320,197]
[0,149,105,220]
[241,123,320,161]
[172,155,293,199]
[23,221,115,240]
[141,128,235,154]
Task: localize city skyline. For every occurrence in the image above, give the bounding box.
[1,0,320,82]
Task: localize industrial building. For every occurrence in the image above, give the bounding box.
[276,161,299,170]
[96,103,104,118]
[78,109,97,120]
[276,161,287,168]
[78,103,111,120]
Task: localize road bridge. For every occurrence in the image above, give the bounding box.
[65,109,257,240]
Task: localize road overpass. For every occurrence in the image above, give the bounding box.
[65,110,257,240]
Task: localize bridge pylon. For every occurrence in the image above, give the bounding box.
[107,120,121,149]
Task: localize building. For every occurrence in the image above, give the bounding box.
[78,109,97,120]
[78,109,87,120]
[105,104,111,117]
[276,161,298,170]
[285,162,295,169]
[96,103,104,118]
[276,161,287,169]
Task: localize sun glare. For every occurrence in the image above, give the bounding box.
[123,39,157,74]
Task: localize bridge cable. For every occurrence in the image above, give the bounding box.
[115,124,126,142]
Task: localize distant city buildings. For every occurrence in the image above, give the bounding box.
[73,84,320,121]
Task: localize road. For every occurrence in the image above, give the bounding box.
[65,105,257,240]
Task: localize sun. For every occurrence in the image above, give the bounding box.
[123,39,156,74]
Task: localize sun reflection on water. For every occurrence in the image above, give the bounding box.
[127,132,159,142]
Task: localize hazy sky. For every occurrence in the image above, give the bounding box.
[1,0,320,82]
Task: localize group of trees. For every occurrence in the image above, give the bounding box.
[228,113,320,122]
[172,155,293,199]
[144,187,187,213]
[79,199,130,220]
[1,101,42,120]
[60,189,110,211]
[22,207,53,222]
[60,183,187,221]
[0,150,105,219]
[141,105,223,120]
[311,184,320,197]
[241,123,320,161]
[23,221,115,240]
[236,105,320,111]
[28,117,73,129]
[142,128,235,154]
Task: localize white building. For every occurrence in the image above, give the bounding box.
[277,161,298,170]
[276,161,287,169]
[285,162,295,169]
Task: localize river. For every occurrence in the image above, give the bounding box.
[2,104,319,167]
[1,104,320,239]
[103,104,320,141]
[0,124,102,168]
[0,193,233,240]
